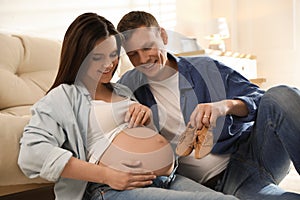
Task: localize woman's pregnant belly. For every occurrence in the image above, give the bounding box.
[99,127,174,176]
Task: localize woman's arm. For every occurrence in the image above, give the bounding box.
[61,157,156,190]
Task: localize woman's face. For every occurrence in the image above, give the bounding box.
[85,36,119,85]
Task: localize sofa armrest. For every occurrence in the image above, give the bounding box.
[0,113,51,187]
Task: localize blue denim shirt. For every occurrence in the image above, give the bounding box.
[18,82,135,200]
[118,54,265,154]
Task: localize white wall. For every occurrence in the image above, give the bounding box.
[237,0,300,89]
[175,0,300,89]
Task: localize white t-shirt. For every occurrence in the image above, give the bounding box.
[87,97,135,163]
[149,72,230,183]
[149,73,186,144]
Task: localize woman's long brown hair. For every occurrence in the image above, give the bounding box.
[47,12,121,93]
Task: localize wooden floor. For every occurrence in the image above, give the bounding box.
[0,185,54,200]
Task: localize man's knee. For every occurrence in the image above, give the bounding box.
[260,85,300,115]
[262,85,299,104]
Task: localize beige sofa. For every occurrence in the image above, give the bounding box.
[0,33,61,196]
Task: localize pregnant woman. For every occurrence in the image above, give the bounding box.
[18,12,237,200]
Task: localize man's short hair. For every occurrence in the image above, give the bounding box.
[117,11,159,33]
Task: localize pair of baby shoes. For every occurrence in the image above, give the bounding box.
[176,123,213,159]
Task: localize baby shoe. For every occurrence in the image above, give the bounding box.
[193,127,213,159]
[175,123,196,157]
[176,123,214,159]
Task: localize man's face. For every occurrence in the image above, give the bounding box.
[123,27,167,80]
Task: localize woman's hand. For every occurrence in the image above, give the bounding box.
[100,164,156,190]
[125,103,152,128]
[189,99,248,130]
[61,155,156,191]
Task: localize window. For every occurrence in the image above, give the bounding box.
[0,0,177,40]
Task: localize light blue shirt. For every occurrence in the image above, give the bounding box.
[18,82,135,200]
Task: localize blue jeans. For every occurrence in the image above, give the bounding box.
[83,175,238,200]
[217,85,300,199]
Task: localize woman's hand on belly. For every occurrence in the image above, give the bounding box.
[99,163,156,190]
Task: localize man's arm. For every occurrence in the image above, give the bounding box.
[190,99,248,130]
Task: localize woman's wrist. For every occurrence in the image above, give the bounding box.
[95,164,108,184]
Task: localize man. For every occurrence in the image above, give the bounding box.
[117,11,300,199]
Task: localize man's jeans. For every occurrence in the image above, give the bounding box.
[83,175,237,200]
[218,85,300,200]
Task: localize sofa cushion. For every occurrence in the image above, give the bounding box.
[0,34,61,111]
